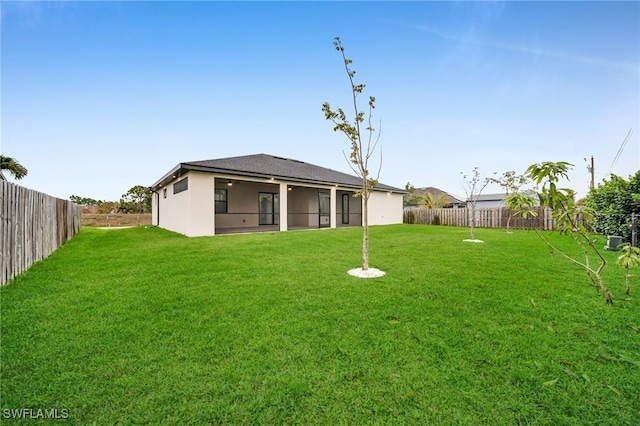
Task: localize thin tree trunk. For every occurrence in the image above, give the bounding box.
[625,269,630,295]
[362,186,369,270]
[470,205,476,240]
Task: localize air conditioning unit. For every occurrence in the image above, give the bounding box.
[604,235,623,251]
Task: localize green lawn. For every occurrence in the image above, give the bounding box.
[1,225,638,425]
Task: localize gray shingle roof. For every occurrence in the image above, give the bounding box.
[414,187,463,204]
[151,154,406,192]
[473,193,508,202]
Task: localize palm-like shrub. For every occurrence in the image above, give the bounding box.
[617,244,640,295]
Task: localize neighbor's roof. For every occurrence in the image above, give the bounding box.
[414,187,464,204]
[472,193,508,202]
[151,154,407,193]
[470,191,539,203]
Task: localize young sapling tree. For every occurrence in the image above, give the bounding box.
[616,244,640,295]
[461,167,494,242]
[322,37,383,276]
[490,171,530,232]
[514,161,614,304]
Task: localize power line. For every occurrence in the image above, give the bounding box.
[607,127,633,175]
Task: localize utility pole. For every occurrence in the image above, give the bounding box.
[586,156,595,190]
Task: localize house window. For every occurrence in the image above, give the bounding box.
[215,189,227,214]
[259,192,279,225]
[173,177,188,194]
[163,188,167,199]
[342,193,350,224]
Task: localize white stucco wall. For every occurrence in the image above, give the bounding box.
[470,200,505,209]
[152,171,215,237]
[151,170,405,236]
[152,176,191,236]
[188,172,216,236]
[367,191,404,225]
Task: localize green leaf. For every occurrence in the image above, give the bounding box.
[543,378,558,386]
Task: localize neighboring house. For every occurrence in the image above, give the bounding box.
[412,187,464,208]
[468,193,509,209]
[468,192,540,209]
[149,153,407,237]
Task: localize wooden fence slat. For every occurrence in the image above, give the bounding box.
[0,181,81,286]
[404,207,582,231]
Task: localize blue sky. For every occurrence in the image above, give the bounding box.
[2,1,639,202]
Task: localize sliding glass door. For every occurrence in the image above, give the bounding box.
[259,193,279,225]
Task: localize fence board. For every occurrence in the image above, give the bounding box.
[0,181,81,285]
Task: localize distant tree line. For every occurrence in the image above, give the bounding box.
[71,185,151,214]
[1,155,152,214]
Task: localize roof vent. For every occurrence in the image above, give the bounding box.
[272,155,304,164]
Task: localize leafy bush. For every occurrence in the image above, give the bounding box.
[583,171,640,240]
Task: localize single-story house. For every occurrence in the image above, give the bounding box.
[149,153,407,237]
[469,193,509,209]
[469,192,540,209]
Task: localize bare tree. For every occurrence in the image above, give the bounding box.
[322,37,382,272]
[490,171,530,232]
[461,167,493,241]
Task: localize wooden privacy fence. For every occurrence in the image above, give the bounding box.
[404,207,585,231]
[1,180,81,285]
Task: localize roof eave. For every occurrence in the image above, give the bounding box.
[151,162,408,193]
[149,163,185,192]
